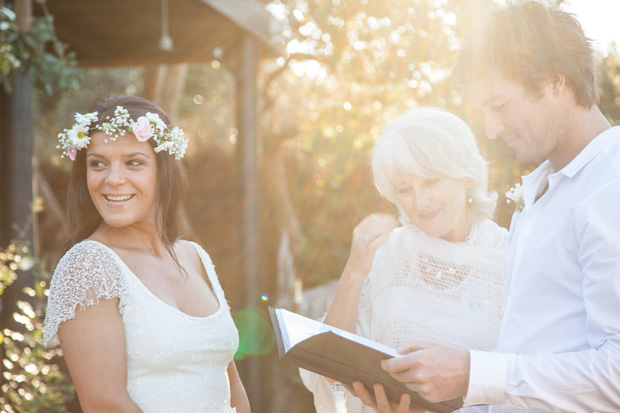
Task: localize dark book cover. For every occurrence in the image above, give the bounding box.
[269,307,464,413]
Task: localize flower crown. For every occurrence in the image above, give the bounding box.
[57,106,188,161]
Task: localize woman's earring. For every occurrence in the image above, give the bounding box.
[467,197,473,204]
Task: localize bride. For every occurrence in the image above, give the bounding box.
[301,107,507,412]
[44,96,250,412]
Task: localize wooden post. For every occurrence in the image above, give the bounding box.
[14,0,32,32]
[234,34,261,410]
[0,68,35,406]
[0,0,35,337]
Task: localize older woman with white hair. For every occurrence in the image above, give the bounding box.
[301,107,507,412]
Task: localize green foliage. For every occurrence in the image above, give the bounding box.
[0,3,81,94]
[0,243,27,299]
[0,7,21,76]
[0,239,74,412]
[597,46,620,125]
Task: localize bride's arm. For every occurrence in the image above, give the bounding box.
[59,298,142,412]
[323,213,396,332]
[228,361,251,412]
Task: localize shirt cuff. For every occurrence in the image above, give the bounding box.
[463,350,508,406]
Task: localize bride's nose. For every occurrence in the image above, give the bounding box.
[106,163,126,186]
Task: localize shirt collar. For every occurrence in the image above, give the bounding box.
[521,126,620,206]
[522,161,553,207]
[557,126,620,178]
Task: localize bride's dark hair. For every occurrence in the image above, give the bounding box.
[63,96,189,256]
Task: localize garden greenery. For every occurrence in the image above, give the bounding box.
[0,2,80,94]
[1,214,74,411]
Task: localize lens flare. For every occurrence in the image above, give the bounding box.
[261,294,269,302]
[232,306,275,360]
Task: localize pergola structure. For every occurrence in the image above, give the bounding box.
[49,0,279,67]
[0,0,281,407]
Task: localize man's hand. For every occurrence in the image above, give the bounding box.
[346,382,423,413]
[381,342,470,403]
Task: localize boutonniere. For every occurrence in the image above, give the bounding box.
[505,183,524,211]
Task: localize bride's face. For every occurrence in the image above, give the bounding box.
[86,132,158,230]
[394,171,472,242]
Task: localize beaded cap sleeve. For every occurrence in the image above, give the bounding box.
[44,240,128,347]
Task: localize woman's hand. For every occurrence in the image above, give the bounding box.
[323,213,397,333]
[347,381,424,413]
[343,213,398,282]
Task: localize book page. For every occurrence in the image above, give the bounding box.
[276,308,399,358]
[276,308,326,351]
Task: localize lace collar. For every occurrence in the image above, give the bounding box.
[401,218,483,246]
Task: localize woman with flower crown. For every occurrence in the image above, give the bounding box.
[43,96,250,412]
[300,107,507,413]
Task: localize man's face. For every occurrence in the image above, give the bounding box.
[470,68,567,165]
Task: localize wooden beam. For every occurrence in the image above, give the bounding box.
[42,0,282,67]
[200,0,282,53]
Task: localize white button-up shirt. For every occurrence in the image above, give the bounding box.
[463,127,620,412]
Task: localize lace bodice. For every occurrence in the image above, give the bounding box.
[301,219,507,412]
[44,240,239,413]
[360,219,506,352]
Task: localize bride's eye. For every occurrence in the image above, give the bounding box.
[127,160,144,167]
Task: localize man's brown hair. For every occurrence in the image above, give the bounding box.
[457,1,598,107]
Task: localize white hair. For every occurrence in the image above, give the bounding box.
[371,106,497,220]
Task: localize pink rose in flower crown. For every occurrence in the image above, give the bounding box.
[67,147,78,161]
[132,116,152,142]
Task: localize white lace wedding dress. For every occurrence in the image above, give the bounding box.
[301,219,507,412]
[44,240,239,413]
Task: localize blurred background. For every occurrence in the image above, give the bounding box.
[1,0,619,411]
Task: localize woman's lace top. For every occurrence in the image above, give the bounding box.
[44,240,239,413]
[301,219,508,412]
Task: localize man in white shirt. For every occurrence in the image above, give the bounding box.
[353,2,620,412]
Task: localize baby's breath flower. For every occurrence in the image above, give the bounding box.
[506,183,524,211]
[146,112,167,131]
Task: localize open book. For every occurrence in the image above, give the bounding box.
[269,307,464,413]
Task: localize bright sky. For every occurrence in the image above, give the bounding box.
[561,0,620,56]
[276,0,620,79]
